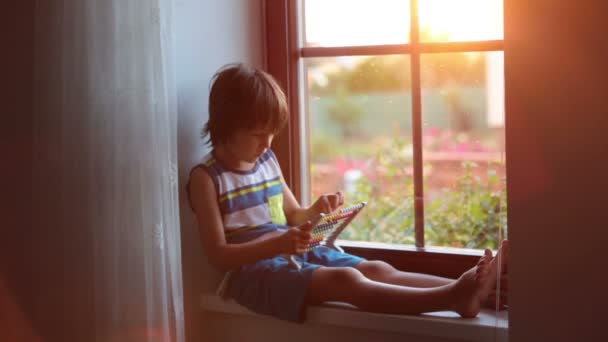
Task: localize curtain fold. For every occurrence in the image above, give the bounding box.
[33,0,184,340]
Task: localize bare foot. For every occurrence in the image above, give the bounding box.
[483,240,509,309]
[451,267,483,318]
[452,241,507,317]
[475,248,493,279]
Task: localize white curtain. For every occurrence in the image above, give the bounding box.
[33,0,184,341]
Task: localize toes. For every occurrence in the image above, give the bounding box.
[475,249,494,277]
[476,249,493,268]
[475,265,489,283]
[484,248,493,259]
[477,247,502,299]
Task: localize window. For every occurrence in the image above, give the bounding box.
[266,0,506,273]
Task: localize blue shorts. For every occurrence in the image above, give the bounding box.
[224,224,365,322]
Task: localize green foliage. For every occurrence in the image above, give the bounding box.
[326,88,364,139]
[340,139,507,250]
[345,56,411,93]
[341,136,417,244]
[421,53,486,88]
[310,133,378,163]
[310,134,340,163]
[310,53,486,96]
[424,162,507,250]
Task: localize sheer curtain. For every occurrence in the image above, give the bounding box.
[33,0,184,341]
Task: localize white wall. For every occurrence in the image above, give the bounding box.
[173,0,264,340]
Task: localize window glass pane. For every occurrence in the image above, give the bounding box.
[305,56,416,245]
[421,51,506,250]
[303,0,410,47]
[419,0,503,42]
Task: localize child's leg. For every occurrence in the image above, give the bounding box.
[355,260,454,287]
[306,242,504,317]
[306,266,460,314]
[354,249,495,288]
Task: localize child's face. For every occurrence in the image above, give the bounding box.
[228,127,274,163]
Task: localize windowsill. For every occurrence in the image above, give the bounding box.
[337,239,489,256]
[337,240,490,280]
[201,294,508,342]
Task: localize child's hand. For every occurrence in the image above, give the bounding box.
[279,221,313,255]
[312,191,345,215]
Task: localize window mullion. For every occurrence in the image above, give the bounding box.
[410,0,424,248]
[300,41,503,58]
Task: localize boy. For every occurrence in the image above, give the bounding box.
[187,63,507,322]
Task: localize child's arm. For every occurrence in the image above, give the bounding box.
[189,168,312,271]
[281,174,345,226]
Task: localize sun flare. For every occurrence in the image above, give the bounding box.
[418,0,503,42]
[304,0,503,46]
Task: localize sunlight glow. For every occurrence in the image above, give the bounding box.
[305,0,410,46]
[418,0,503,42]
[304,0,503,46]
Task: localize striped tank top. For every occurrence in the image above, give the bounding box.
[187,149,287,234]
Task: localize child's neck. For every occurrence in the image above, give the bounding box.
[214,145,256,172]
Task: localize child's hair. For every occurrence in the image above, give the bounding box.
[203,63,289,146]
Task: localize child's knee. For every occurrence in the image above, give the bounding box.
[357,260,396,279]
[327,267,365,285]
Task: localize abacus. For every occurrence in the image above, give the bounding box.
[287,202,367,269]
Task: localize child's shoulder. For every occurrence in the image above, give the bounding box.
[186,152,219,210]
[190,150,222,175]
[259,148,279,165]
[187,151,219,189]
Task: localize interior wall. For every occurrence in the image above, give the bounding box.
[505,1,608,341]
[0,1,36,340]
[173,0,264,340]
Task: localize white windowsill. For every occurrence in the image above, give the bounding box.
[201,294,508,342]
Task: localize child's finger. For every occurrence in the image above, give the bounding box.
[328,195,337,209]
[336,191,345,206]
[298,221,313,232]
[298,229,311,240]
[318,196,331,214]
